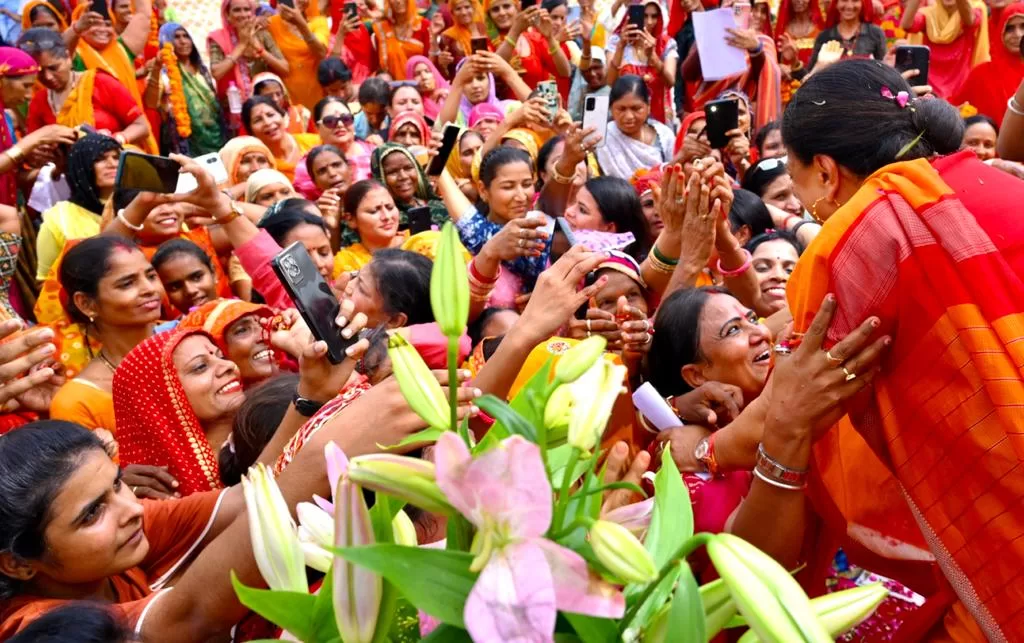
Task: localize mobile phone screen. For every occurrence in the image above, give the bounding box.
[426,124,461,176]
[116,151,181,194]
[471,36,489,53]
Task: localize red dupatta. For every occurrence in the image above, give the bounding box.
[787,154,1024,641]
[612,1,673,122]
[952,2,1024,125]
[0,48,39,206]
[113,329,223,495]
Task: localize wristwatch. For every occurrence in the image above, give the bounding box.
[214,196,243,225]
[693,435,720,476]
[293,393,326,417]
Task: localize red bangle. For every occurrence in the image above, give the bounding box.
[716,248,752,277]
[705,432,721,476]
[468,259,499,284]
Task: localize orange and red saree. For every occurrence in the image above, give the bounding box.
[788,153,1024,641]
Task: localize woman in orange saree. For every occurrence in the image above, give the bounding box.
[767,60,1024,641]
[265,0,329,110]
[372,0,431,80]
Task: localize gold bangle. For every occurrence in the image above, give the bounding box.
[550,162,574,184]
[647,252,675,275]
[6,145,24,164]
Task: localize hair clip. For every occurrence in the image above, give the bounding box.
[881,86,911,109]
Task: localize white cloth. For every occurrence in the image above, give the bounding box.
[596,120,675,179]
[27,164,70,214]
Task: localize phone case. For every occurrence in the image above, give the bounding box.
[582,94,609,148]
[704,99,739,150]
[116,151,182,194]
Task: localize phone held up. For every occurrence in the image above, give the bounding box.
[537,80,560,124]
[115,151,182,194]
[894,45,930,87]
[703,98,739,150]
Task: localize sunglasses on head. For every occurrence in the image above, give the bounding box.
[319,113,355,129]
[749,156,788,176]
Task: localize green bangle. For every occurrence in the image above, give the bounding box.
[505,34,516,48]
[652,244,679,266]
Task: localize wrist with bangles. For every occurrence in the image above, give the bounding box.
[550,161,575,184]
[1008,96,1024,117]
[716,248,752,277]
[754,442,808,491]
[116,207,145,231]
[647,244,678,274]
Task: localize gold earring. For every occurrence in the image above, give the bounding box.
[810,196,841,224]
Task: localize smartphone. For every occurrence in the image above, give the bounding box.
[733,1,752,30]
[175,152,228,193]
[470,36,489,53]
[271,242,356,364]
[627,4,644,29]
[894,44,930,87]
[704,98,739,150]
[581,93,609,148]
[426,124,461,177]
[575,271,598,319]
[343,1,358,19]
[404,206,433,235]
[278,0,295,8]
[556,217,577,247]
[527,210,556,237]
[90,0,109,19]
[521,0,538,9]
[115,151,181,194]
[79,124,98,136]
[537,80,559,124]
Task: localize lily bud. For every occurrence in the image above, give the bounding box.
[387,333,451,431]
[544,384,574,434]
[299,538,333,573]
[589,519,658,584]
[240,464,307,593]
[554,335,607,384]
[567,359,627,453]
[348,453,455,516]
[296,501,334,547]
[333,475,382,643]
[430,222,470,338]
[700,577,738,639]
[392,509,418,546]
[736,583,889,642]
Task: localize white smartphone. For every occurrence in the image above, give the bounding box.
[176,152,229,193]
[527,210,556,236]
[581,94,609,148]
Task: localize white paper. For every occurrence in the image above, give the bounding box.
[632,382,680,432]
[693,9,748,82]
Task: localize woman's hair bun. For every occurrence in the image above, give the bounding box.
[911,98,965,156]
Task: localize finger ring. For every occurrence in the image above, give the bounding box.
[517,238,525,248]
[675,197,685,204]
[131,486,138,495]
[586,319,592,332]
[519,229,528,239]
[644,332,653,344]
[773,344,792,355]
[642,319,651,332]
[826,350,843,365]
[842,366,856,382]
[586,330,592,337]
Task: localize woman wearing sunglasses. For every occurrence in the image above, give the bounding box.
[294,96,373,199]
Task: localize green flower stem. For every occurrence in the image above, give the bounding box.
[552,446,582,532]
[448,335,467,444]
[549,516,595,541]
[618,532,715,633]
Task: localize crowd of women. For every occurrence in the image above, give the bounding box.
[0,0,1019,640]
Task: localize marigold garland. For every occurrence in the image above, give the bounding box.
[147,11,159,53]
[162,43,192,139]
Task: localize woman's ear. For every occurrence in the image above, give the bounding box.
[680,363,707,390]
[0,552,37,583]
[385,312,408,330]
[72,292,98,324]
[477,183,490,205]
[813,154,842,201]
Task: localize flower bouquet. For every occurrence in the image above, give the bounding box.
[233,224,888,642]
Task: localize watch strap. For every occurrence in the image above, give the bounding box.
[293,394,326,417]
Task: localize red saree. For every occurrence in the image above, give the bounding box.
[952,2,1024,125]
[788,151,1024,641]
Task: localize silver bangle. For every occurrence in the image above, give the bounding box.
[1008,97,1024,117]
[753,467,806,491]
[116,208,144,232]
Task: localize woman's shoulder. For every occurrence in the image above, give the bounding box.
[50,378,113,428]
[293,133,322,150]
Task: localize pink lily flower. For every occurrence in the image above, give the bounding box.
[434,433,625,642]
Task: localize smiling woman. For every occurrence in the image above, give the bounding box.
[178,299,277,386]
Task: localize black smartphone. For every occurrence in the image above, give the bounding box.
[627,4,645,29]
[426,124,461,177]
[470,36,489,53]
[79,124,98,136]
[343,1,358,19]
[403,206,433,235]
[704,98,739,149]
[575,271,598,319]
[894,44,930,87]
[521,0,538,9]
[91,0,109,19]
[279,0,295,8]
[115,151,181,194]
[271,242,356,364]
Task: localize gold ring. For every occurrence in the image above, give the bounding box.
[826,350,843,365]
[517,238,525,248]
[586,319,592,332]
[131,486,138,495]
[842,366,856,382]
[586,330,592,337]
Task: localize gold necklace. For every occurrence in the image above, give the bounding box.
[97,350,119,373]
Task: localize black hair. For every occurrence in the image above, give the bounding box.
[343,179,388,216]
[151,238,215,273]
[753,120,781,155]
[59,236,140,326]
[783,59,962,177]
[479,146,533,188]
[17,27,68,58]
[305,144,347,176]
[609,74,650,107]
[368,249,434,326]
[258,201,327,246]
[317,57,352,87]
[0,421,106,599]
[7,602,134,642]
[963,114,998,133]
[358,77,392,106]
[541,0,567,10]
[727,189,774,239]
[313,95,350,123]
[389,82,421,109]
[583,176,652,259]
[745,228,804,256]
[241,95,286,133]
[646,286,731,396]
[219,374,299,486]
[253,77,284,98]
[740,158,788,198]
[536,135,564,187]
[467,307,516,347]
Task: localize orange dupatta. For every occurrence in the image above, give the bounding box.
[787,157,1024,641]
[265,2,330,111]
[371,0,427,80]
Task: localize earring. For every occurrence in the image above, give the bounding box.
[810,196,841,224]
[88,315,95,324]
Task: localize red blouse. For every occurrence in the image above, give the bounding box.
[27,71,142,134]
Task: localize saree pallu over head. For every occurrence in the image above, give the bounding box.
[207,0,252,97]
[20,0,67,31]
[219,135,276,186]
[442,0,485,55]
[372,0,427,80]
[113,328,223,495]
[0,47,37,206]
[178,298,272,354]
[266,0,328,111]
[917,0,991,68]
[787,156,1024,641]
[952,2,1024,126]
[159,22,225,155]
[404,55,449,121]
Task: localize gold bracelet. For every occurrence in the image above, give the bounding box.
[550,162,574,184]
[6,145,24,164]
[647,252,676,275]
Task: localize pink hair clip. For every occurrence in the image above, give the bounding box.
[881,86,911,109]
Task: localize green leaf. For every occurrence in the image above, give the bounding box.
[665,561,705,643]
[564,612,618,643]
[472,430,500,455]
[331,544,477,628]
[573,481,646,499]
[309,566,342,643]
[380,427,444,450]
[231,571,317,640]
[646,449,693,569]
[477,394,537,443]
[446,513,475,552]
[369,493,400,545]
[421,623,474,642]
[622,565,681,633]
[549,444,591,490]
